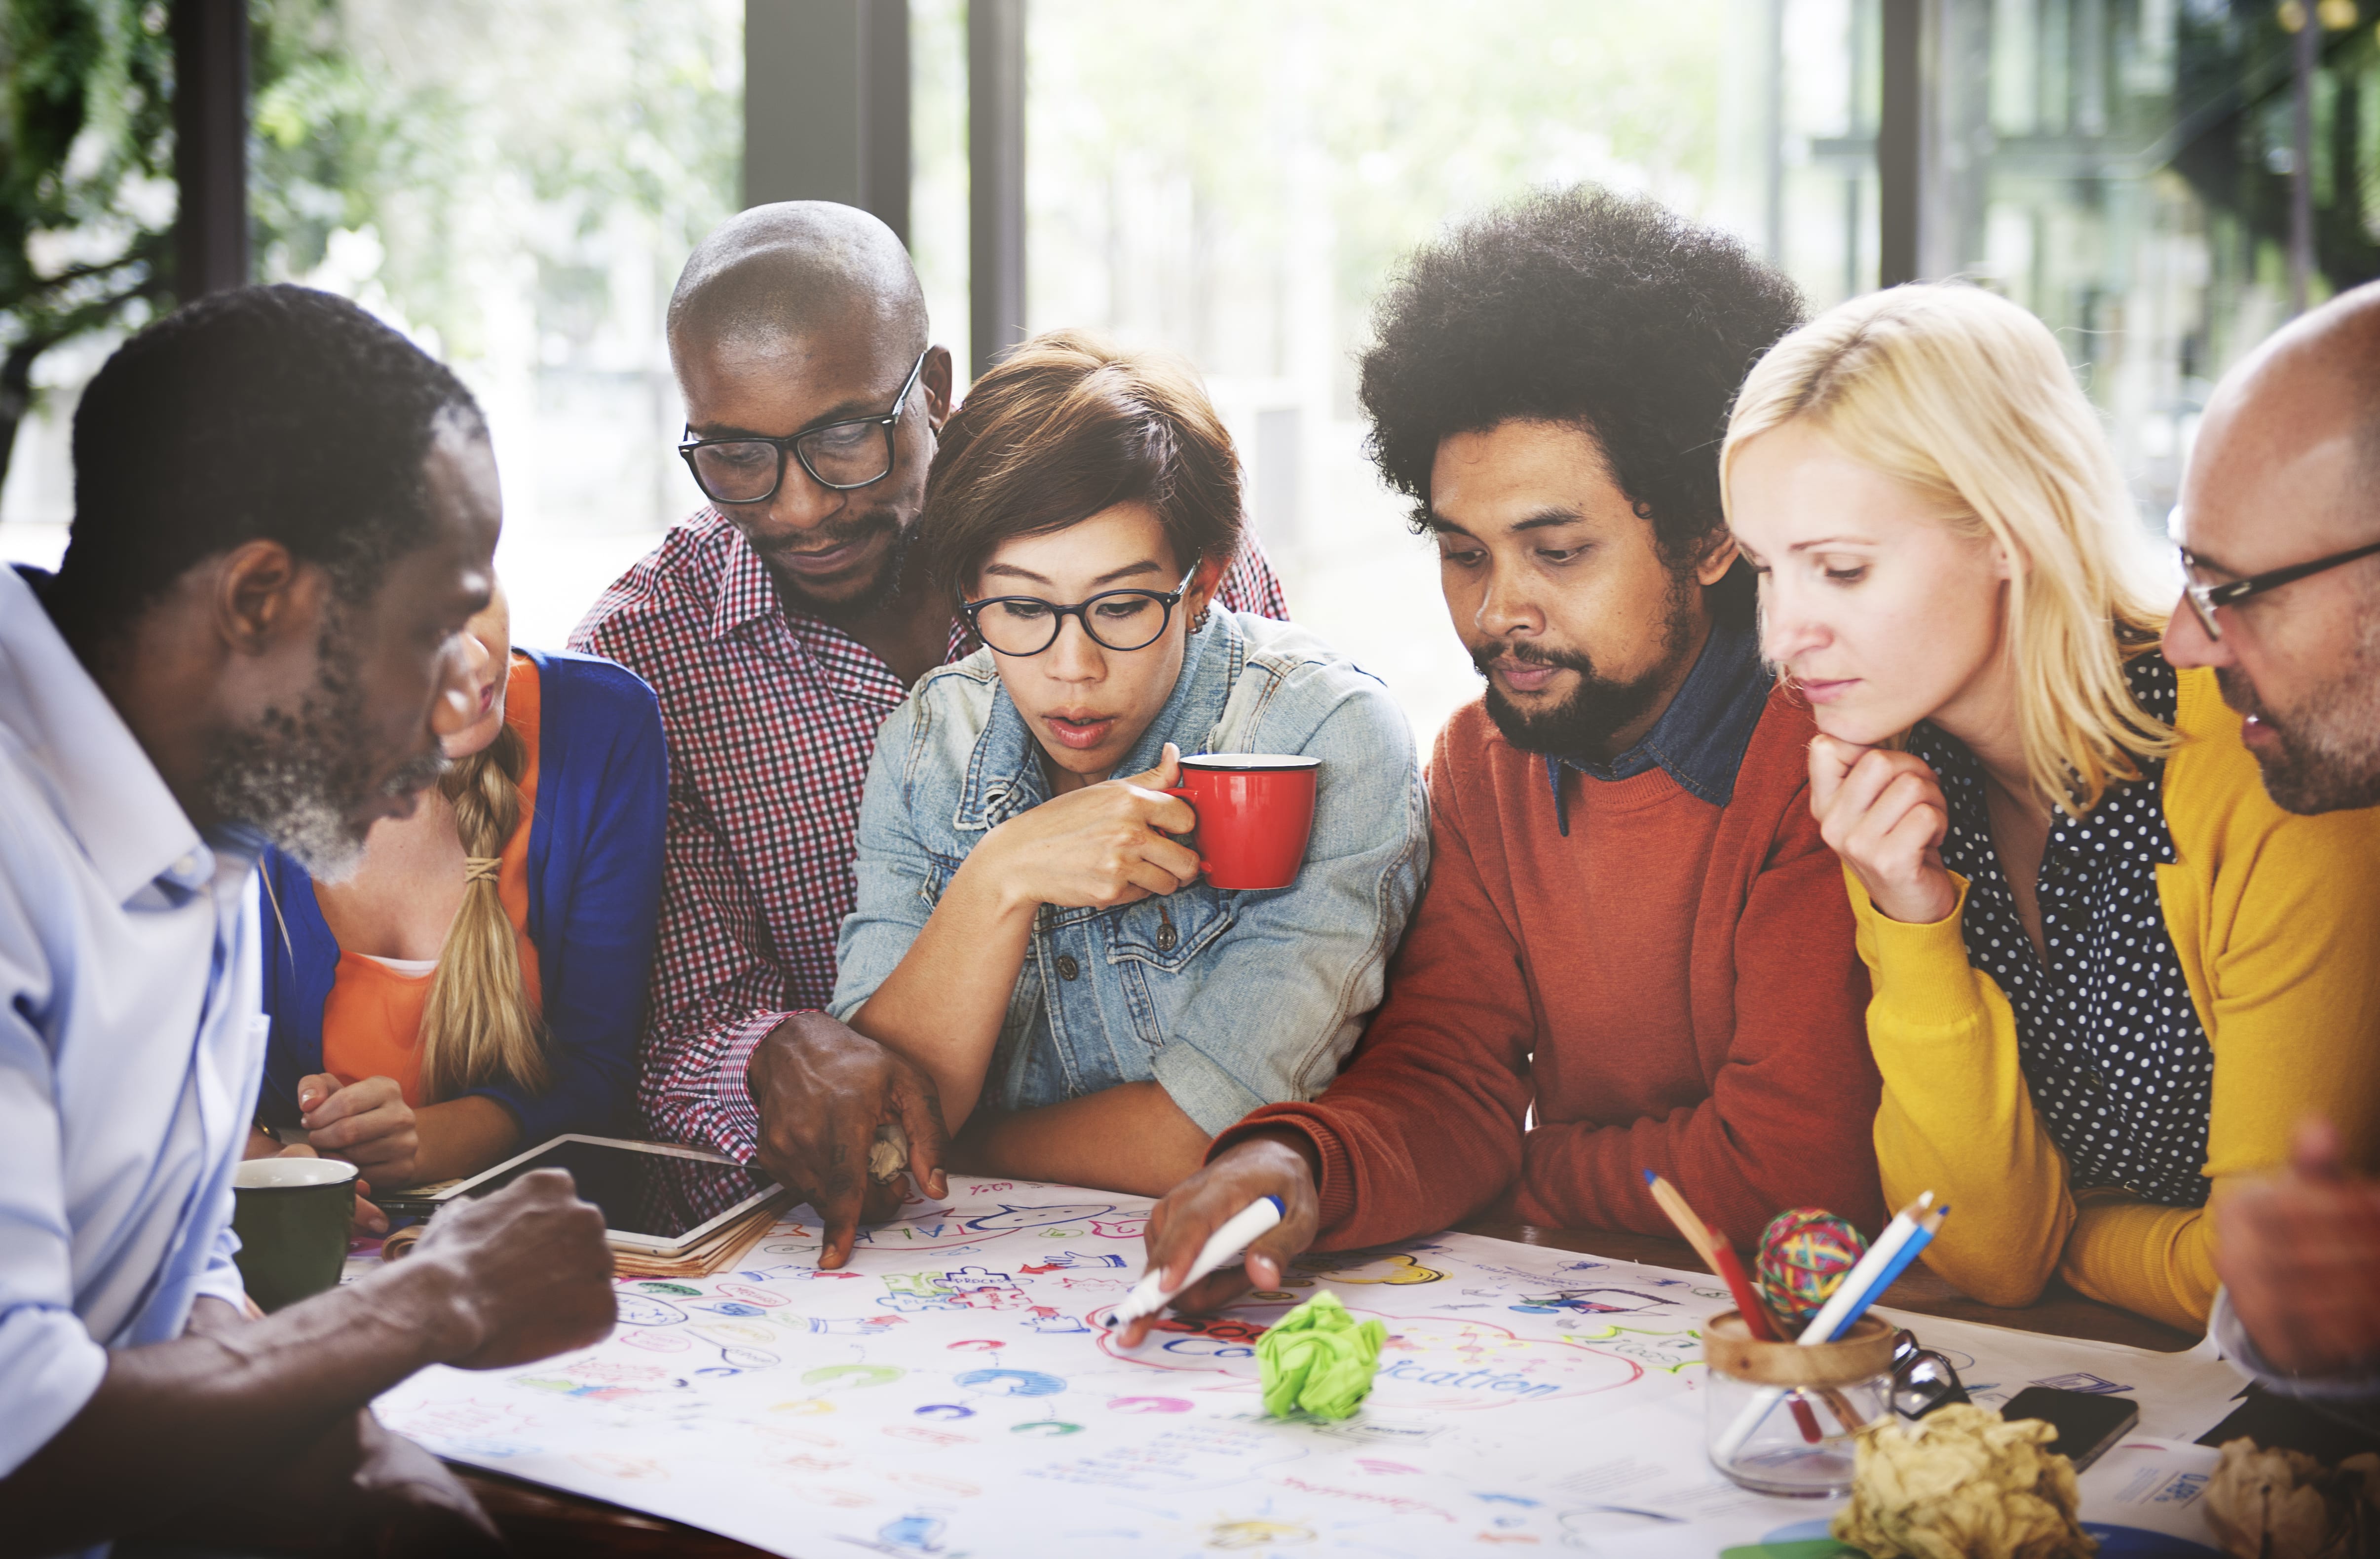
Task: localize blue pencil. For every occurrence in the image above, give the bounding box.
[1820,1204,1950,1337]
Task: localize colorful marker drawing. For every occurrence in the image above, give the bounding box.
[614,1294,688,1327]
[1507,1287,1674,1315]
[374,1175,2247,1559]
[1018,1251,1128,1274]
[954,1368,1067,1397]
[1301,1252,1448,1286]
[962,1203,1116,1233]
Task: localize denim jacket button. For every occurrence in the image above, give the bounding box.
[1156,923,1177,952]
[1056,954,1081,981]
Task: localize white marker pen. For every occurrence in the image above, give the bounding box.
[1112,1195,1285,1329]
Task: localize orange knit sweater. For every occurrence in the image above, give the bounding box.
[1220,684,1885,1248]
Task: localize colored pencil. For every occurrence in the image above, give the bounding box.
[1712,1191,1938,1462]
[1641,1172,1789,1333]
[1796,1191,1934,1345]
[1824,1205,1949,1334]
[1644,1170,1821,1443]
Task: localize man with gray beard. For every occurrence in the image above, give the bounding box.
[0,286,617,1556]
[2165,278,2380,1420]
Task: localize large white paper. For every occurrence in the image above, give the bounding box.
[373,1177,2246,1557]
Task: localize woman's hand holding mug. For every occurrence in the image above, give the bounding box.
[1807,733,1959,926]
[978,742,1202,912]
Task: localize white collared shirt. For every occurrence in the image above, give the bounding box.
[0,565,269,1480]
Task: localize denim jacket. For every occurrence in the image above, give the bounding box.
[830,609,1429,1134]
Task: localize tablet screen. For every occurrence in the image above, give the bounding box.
[456,1138,774,1242]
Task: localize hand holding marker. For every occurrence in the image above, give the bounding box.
[1115,1195,1284,1330]
[1711,1191,1950,1461]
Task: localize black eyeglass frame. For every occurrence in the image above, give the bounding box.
[676,348,930,504]
[1889,1329,1970,1420]
[960,567,1200,657]
[2180,538,2380,641]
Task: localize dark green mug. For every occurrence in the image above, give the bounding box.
[230,1156,359,1311]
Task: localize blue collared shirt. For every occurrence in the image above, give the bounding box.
[0,566,269,1482]
[1545,608,1772,834]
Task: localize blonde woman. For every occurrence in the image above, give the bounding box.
[1721,283,2380,1331]
[248,583,667,1219]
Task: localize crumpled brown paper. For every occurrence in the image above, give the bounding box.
[2202,1440,2380,1559]
[1830,1403,2095,1559]
[867,1122,910,1184]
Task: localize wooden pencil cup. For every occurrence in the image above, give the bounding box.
[1703,1311,1894,1496]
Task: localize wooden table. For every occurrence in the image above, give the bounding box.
[454,1219,2200,1558]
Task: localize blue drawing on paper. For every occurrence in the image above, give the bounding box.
[1019,1250,1128,1274]
[1509,1288,1672,1315]
[962,1204,1115,1233]
[613,1294,687,1327]
[955,1367,1067,1397]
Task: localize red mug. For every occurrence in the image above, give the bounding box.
[1163,754,1321,891]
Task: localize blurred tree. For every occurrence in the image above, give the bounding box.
[2170,3,2379,321]
[0,0,739,497]
[0,0,357,489]
[0,0,175,488]
[1025,0,1726,389]
[249,0,739,367]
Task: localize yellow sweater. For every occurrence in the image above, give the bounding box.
[1851,665,2380,1332]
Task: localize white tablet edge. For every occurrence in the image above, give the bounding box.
[432,1133,784,1255]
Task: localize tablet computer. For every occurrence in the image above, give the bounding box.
[430,1135,782,1254]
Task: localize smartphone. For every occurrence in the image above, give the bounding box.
[1999,1385,2140,1471]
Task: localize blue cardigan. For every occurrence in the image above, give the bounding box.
[257,648,667,1144]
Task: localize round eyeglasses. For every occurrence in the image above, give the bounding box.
[961,568,1198,657]
[677,349,929,505]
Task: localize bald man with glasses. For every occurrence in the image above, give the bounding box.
[2165,278,2380,1421]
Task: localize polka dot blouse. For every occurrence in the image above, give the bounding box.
[1903,650,2213,1209]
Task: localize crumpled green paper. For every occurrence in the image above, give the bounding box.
[1256,1291,1388,1421]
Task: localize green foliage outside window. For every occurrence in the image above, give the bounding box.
[0,0,174,486]
[0,0,738,489]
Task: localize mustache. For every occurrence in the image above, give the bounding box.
[2215,666,2270,722]
[763,508,900,554]
[1471,640,1594,678]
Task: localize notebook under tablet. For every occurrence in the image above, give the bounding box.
[429,1134,782,1254]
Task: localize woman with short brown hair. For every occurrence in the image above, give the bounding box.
[829,331,1429,1195]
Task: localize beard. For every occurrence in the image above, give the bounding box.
[200,617,448,881]
[768,505,916,620]
[2217,616,2380,814]
[1474,571,1700,761]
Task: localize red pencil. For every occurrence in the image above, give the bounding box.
[1644,1171,1822,1443]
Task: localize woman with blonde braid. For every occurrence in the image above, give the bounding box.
[246,582,667,1225]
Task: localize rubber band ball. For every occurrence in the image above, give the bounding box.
[1755,1208,1868,1328]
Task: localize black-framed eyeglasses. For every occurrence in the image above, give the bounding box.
[961,568,1198,657]
[2180,538,2380,642]
[1890,1329,1970,1420]
[677,348,929,505]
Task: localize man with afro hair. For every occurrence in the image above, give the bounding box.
[1127,189,1886,1325]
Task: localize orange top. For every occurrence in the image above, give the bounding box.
[321,655,543,1104]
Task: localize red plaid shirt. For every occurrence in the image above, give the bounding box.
[570,507,1290,1161]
